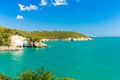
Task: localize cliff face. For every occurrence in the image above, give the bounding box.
[10,35,26,47]
[10,35,48,48]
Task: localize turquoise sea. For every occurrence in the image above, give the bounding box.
[0,37,120,80]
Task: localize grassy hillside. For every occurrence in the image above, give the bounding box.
[0,26,20,46]
[0,26,88,46]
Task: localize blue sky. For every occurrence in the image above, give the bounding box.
[0,0,120,36]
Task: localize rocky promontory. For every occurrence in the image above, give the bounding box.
[0,35,48,51]
[0,26,92,51]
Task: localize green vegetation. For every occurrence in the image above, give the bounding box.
[59,78,75,80]
[24,31,88,39]
[0,27,16,46]
[0,26,88,46]
[0,67,75,80]
[14,67,54,80]
[0,74,11,80]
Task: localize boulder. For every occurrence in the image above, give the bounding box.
[33,41,48,48]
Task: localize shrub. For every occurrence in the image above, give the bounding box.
[0,74,11,80]
[59,78,75,80]
[14,67,55,80]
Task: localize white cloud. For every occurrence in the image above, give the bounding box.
[18,3,38,11]
[40,0,47,6]
[52,0,68,6]
[16,15,24,20]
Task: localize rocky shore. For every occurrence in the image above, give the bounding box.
[40,37,92,42]
[64,37,92,41]
[0,46,23,51]
[0,35,92,51]
[0,35,48,51]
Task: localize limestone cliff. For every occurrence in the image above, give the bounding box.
[10,35,48,48]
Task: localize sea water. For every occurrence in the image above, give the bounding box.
[0,37,120,80]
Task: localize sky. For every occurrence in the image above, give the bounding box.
[0,0,120,36]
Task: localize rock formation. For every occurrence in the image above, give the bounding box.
[10,35,48,48]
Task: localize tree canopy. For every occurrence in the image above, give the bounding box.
[0,67,75,80]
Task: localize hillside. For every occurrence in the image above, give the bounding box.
[0,26,89,46]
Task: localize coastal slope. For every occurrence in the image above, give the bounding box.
[0,26,91,51]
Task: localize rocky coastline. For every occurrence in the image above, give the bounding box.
[0,35,48,51]
[0,35,92,51]
[40,37,92,42]
[0,46,23,51]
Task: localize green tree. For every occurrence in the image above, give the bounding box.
[0,74,11,80]
[14,68,55,80]
[59,78,75,80]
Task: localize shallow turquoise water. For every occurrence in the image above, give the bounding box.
[0,37,120,80]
